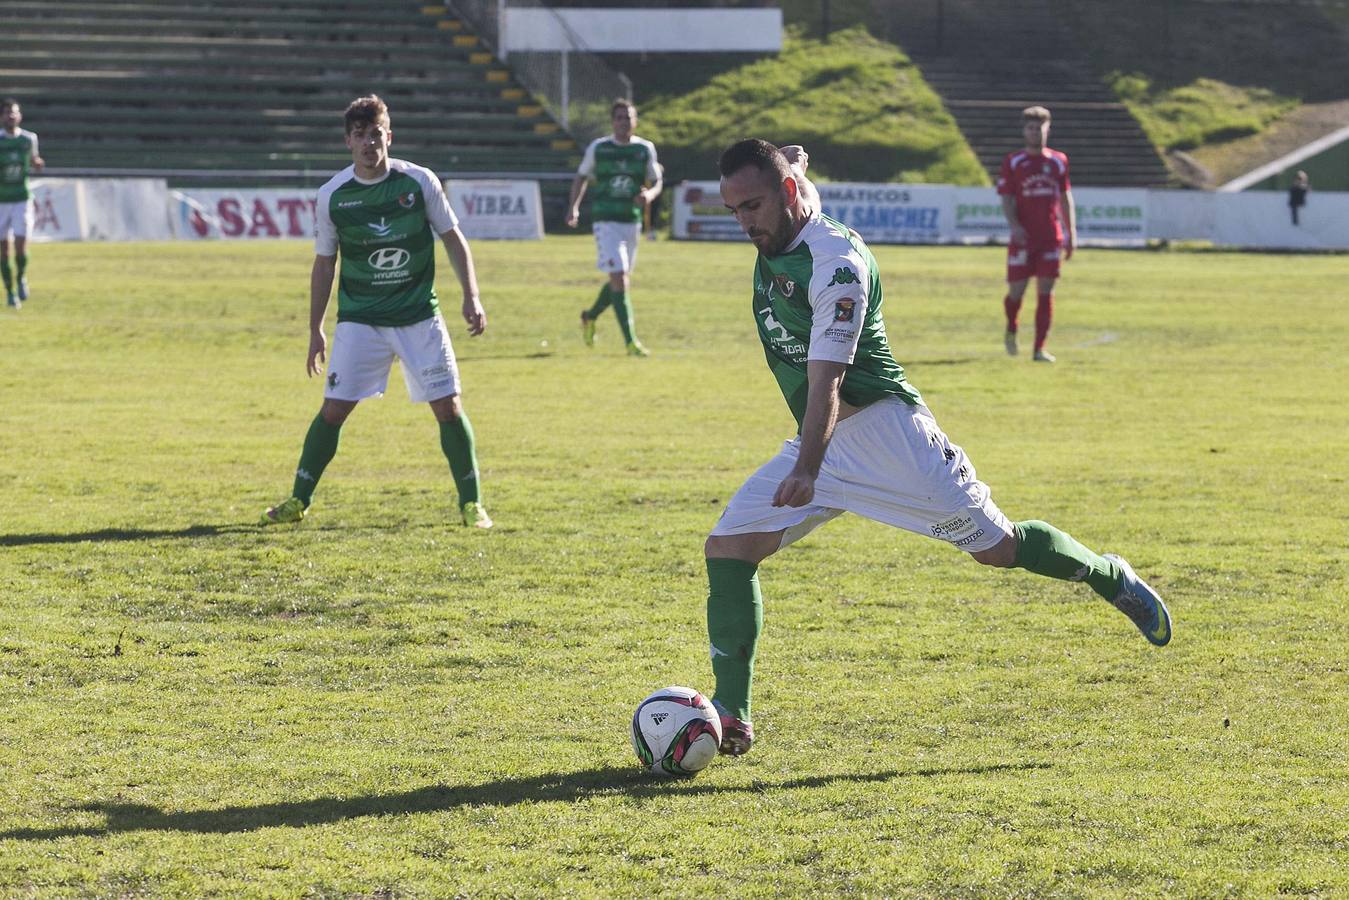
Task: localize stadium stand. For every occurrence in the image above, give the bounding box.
[0,0,578,205]
[876,0,1173,187]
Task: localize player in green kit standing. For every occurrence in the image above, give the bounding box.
[704,140,1171,756]
[565,99,661,356]
[261,95,493,528]
[1,98,44,309]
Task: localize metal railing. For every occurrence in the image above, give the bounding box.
[448,0,631,146]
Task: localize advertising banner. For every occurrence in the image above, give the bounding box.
[171,188,317,240]
[445,179,543,240]
[952,186,1148,246]
[28,179,86,242]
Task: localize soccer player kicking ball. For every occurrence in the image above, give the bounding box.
[565,99,662,357]
[705,140,1168,756]
[262,95,492,529]
[1,98,44,309]
[998,106,1075,363]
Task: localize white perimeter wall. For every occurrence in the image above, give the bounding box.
[500,8,783,53]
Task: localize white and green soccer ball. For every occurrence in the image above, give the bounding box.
[630,686,723,777]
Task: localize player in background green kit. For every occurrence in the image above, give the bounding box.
[565,99,662,356]
[704,140,1171,756]
[1,98,44,309]
[261,95,493,529]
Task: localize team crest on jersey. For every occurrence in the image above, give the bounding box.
[398,191,417,209]
[833,299,856,322]
[772,274,797,297]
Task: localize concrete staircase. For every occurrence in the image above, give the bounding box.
[880,0,1171,187]
[0,0,578,193]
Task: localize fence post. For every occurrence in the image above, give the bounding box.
[560,48,570,130]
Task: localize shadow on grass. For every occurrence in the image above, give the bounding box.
[0,524,260,547]
[1,761,1047,840]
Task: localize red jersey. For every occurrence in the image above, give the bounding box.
[996,148,1071,247]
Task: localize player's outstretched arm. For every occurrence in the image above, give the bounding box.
[441,227,486,336]
[773,360,847,508]
[307,254,337,377]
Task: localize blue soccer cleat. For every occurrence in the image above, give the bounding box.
[1103,553,1171,646]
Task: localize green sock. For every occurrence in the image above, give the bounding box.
[706,557,763,721]
[1013,520,1123,601]
[611,288,637,344]
[438,413,480,506]
[292,414,342,506]
[15,254,25,280]
[585,284,612,319]
[0,259,10,292]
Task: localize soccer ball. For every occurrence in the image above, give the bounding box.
[630,686,723,777]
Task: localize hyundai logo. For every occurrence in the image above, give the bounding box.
[369,247,410,270]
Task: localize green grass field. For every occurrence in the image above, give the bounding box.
[2,237,1347,897]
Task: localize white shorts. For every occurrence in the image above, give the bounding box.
[710,397,1014,554]
[324,314,461,403]
[594,221,641,273]
[0,201,33,239]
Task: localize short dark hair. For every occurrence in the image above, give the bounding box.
[611,98,635,117]
[345,95,390,134]
[718,139,792,184]
[0,97,19,112]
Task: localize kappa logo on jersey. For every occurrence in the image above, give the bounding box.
[828,266,860,286]
[337,199,363,208]
[365,216,393,237]
[368,247,410,270]
[772,274,797,297]
[833,299,856,322]
[398,191,417,209]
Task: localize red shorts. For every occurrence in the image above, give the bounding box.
[1006,243,1061,282]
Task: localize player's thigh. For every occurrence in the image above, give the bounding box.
[1035,275,1058,296]
[593,221,637,273]
[390,313,462,403]
[1006,244,1033,288]
[325,321,397,402]
[710,438,845,552]
[0,202,22,241]
[1032,247,1062,281]
[817,399,1013,554]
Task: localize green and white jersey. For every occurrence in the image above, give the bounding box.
[576,135,659,223]
[0,129,40,203]
[314,158,459,327]
[752,212,922,429]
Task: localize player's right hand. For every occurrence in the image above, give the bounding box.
[565,209,580,228]
[1010,224,1029,245]
[307,331,327,377]
[779,144,809,172]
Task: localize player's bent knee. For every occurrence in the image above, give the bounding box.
[969,533,1018,568]
[319,398,357,426]
[428,393,463,422]
[705,531,780,565]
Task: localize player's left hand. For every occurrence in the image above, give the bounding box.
[1064,236,1076,261]
[772,468,816,508]
[31,156,44,173]
[462,296,486,336]
[635,189,652,210]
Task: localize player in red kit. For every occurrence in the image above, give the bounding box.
[997,106,1076,363]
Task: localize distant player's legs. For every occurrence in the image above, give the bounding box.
[1033,274,1057,361]
[1,235,13,306]
[429,392,490,527]
[1004,244,1032,355]
[13,235,29,301]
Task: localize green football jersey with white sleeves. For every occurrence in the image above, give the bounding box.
[0,129,40,203]
[314,158,460,327]
[752,212,922,429]
[576,136,659,223]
